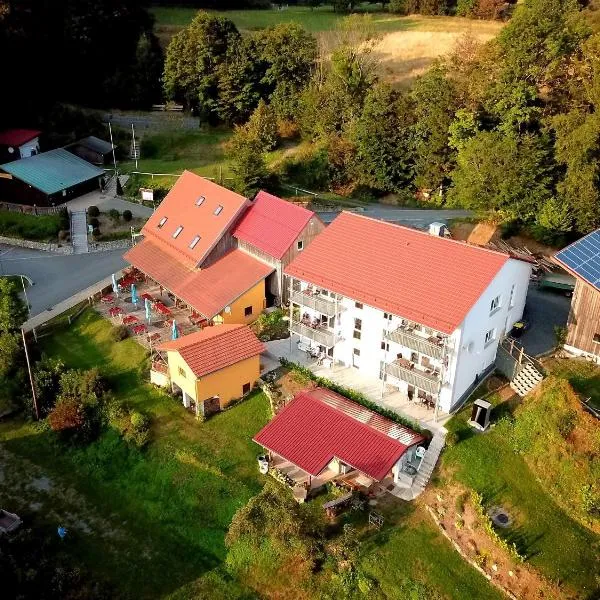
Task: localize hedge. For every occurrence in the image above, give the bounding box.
[279,358,430,437]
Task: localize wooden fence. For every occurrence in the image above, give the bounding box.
[0,201,62,215]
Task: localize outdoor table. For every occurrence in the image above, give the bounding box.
[132,324,147,335]
[154,302,172,316]
[109,307,123,317]
[122,315,139,325]
[140,293,153,302]
[147,332,161,343]
[101,295,114,304]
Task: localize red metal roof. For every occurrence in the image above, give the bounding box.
[233,191,320,259]
[159,324,264,377]
[124,240,273,319]
[285,212,510,334]
[253,388,424,481]
[0,129,41,147]
[142,171,249,267]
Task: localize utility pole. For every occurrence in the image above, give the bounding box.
[108,121,118,174]
[20,275,30,318]
[131,123,138,170]
[22,329,39,420]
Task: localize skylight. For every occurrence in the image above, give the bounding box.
[189,235,201,249]
[172,226,183,239]
[214,205,223,216]
[157,217,168,228]
[195,196,205,206]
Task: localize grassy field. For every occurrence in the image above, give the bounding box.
[442,387,600,596]
[545,357,600,410]
[0,210,63,242]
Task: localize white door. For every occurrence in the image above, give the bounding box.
[352,349,361,368]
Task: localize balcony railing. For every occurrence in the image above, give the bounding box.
[384,327,445,360]
[290,320,335,347]
[290,290,341,317]
[384,360,440,395]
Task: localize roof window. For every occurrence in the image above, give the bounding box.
[172,226,183,239]
[214,205,223,216]
[189,235,201,249]
[157,217,168,228]
[195,196,205,206]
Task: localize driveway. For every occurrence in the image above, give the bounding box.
[65,189,153,219]
[518,283,571,357]
[317,207,472,228]
[0,245,127,317]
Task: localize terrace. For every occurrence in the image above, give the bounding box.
[384,324,446,360]
[289,288,343,317]
[384,358,441,396]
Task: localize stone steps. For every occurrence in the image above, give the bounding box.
[510,363,543,397]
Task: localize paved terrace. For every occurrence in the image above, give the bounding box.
[264,337,451,434]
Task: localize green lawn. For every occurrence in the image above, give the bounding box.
[442,391,600,596]
[0,210,63,242]
[545,357,600,410]
[0,309,271,598]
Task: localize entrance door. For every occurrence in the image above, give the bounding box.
[352,348,361,368]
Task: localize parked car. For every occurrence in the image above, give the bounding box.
[538,271,576,296]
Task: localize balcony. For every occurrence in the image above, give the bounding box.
[384,327,445,360]
[290,320,335,347]
[384,359,440,395]
[290,289,341,317]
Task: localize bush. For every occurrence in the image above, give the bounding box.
[124,410,151,448]
[111,325,129,342]
[108,208,120,221]
[122,209,133,222]
[58,207,70,231]
[389,0,408,13]
[0,210,62,242]
[89,217,100,229]
[88,205,100,217]
[92,227,100,238]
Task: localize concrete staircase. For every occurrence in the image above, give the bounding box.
[510,362,543,397]
[389,430,446,501]
[70,210,89,254]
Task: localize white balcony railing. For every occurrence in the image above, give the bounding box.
[384,360,440,395]
[290,290,341,317]
[384,327,445,360]
[290,320,335,347]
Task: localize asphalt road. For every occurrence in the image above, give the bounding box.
[0,245,127,317]
[317,207,472,228]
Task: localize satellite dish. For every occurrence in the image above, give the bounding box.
[8,147,14,154]
[224,306,231,314]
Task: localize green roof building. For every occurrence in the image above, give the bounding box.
[0,148,104,206]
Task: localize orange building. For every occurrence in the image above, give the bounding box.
[154,324,265,417]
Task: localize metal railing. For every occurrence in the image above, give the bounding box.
[290,290,341,317]
[384,327,444,360]
[384,361,440,395]
[290,320,335,347]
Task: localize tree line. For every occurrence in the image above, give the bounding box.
[164,0,600,238]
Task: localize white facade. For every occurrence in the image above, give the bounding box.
[289,257,531,414]
[7,137,40,159]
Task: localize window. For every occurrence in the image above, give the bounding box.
[410,352,418,363]
[509,284,516,309]
[353,330,361,340]
[353,348,360,356]
[593,333,600,344]
[297,240,304,251]
[484,328,496,345]
[354,318,362,331]
[327,347,334,357]
[242,382,251,395]
[244,305,253,317]
[178,366,186,378]
[381,342,390,351]
[214,205,223,216]
[157,217,168,228]
[195,196,205,206]
[490,295,501,314]
[172,226,183,239]
[383,312,392,320]
[355,302,363,309]
[189,235,201,249]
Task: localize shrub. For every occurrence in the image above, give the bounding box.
[0,211,62,242]
[92,227,101,238]
[111,325,129,342]
[108,208,120,221]
[89,217,100,229]
[88,205,100,217]
[58,207,70,231]
[122,209,133,222]
[389,0,408,14]
[124,410,151,448]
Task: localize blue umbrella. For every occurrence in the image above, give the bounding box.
[145,298,151,323]
[171,319,178,340]
[112,273,119,296]
[131,283,138,308]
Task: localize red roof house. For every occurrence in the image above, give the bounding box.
[0,129,41,161]
[254,388,424,486]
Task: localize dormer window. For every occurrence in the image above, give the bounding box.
[214,205,223,216]
[157,217,168,228]
[172,226,183,239]
[189,235,201,249]
[195,196,205,206]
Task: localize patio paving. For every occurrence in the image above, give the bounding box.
[264,337,451,433]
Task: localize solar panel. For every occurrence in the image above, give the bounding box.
[555,229,600,290]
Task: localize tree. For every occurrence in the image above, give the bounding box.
[163,12,242,118]
[33,355,66,417]
[352,83,415,192]
[246,100,278,151]
[227,127,271,196]
[0,279,27,333]
[449,131,554,221]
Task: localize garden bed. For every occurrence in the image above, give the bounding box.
[87,208,145,242]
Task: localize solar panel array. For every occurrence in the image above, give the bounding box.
[555,229,600,290]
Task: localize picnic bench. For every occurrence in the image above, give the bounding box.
[109,306,123,317]
[154,302,172,316]
[322,492,353,518]
[132,324,147,335]
[100,294,114,304]
[122,315,139,325]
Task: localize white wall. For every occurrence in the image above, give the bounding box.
[18,137,40,158]
[448,258,531,412]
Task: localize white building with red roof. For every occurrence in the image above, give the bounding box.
[285,212,532,414]
[0,129,41,161]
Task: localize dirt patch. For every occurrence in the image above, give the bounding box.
[421,484,575,599]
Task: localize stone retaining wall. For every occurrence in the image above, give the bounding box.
[87,239,132,253]
[0,235,73,254]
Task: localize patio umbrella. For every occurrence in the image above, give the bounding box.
[131,283,138,308]
[145,298,151,324]
[171,319,178,340]
[112,273,119,296]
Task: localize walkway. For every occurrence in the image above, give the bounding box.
[70,211,89,254]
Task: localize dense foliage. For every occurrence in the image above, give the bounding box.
[0,211,65,242]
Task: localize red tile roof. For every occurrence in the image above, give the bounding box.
[285,212,510,334]
[253,388,424,481]
[0,129,41,147]
[159,324,264,377]
[233,190,320,259]
[142,171,248,267]
[124,240,273,319]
